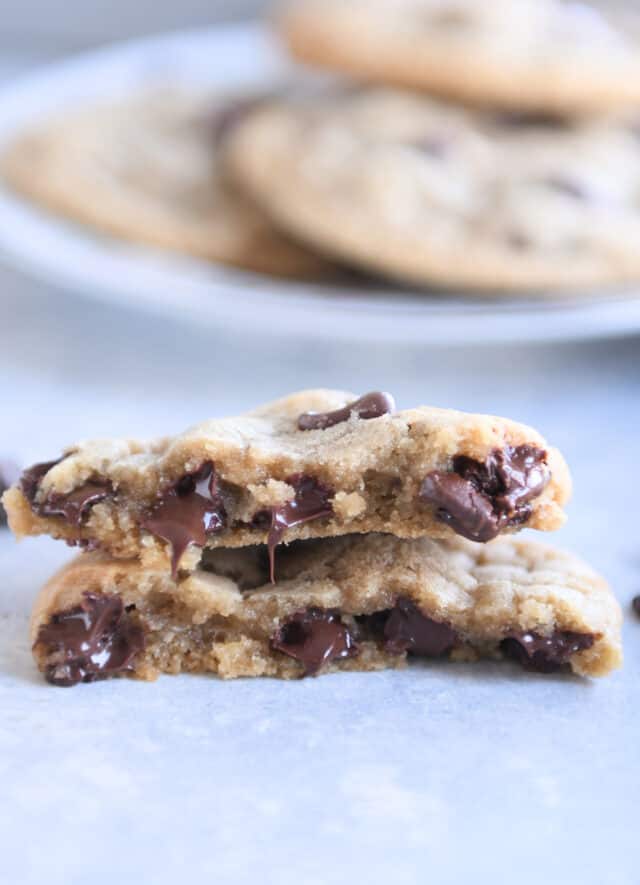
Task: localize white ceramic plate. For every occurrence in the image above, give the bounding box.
[0,24,640,344]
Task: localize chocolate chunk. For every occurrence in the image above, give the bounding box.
[37,480,113,526]
[298,391,395,431]
[142,462,227,576]
[211,95,265,147]
[256,475,334,582]
[412,136,450,159]
[420,445,549,542]
[501,630,594,674]
[20,457,65,505]
[0,460,19,527]
[382,597,458,657]
[545,176,589,201]
[632,596,640,618]
[35,592,144,687]
[271,608,358,675]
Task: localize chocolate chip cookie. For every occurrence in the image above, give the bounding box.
[227,86,640,291]
[3,390,570,575]
[0,90,331,278]
[30,533,622,685]
[278,0,640,116]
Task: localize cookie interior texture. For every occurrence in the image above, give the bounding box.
[0,90,332,279]
[3,390,570,572]
[278,0,640,116]
[226,86,640,291]
[31,534,622,685]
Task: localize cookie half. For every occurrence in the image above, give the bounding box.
[0,90,331,278]
[227,87,640,291]
[31,534,622,685]
[4,389,570,572]
[278,0,640,116]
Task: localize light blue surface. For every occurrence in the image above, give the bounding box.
[0,266,638,885]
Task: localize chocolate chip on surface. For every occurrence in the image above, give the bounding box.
[632,596,640,618]
[501,630,594,674]
[271,608,358,675]
[420,445,549,542]
[36,592,144,687]
[382,597,458,657]
[254,474,334,582]
[142,462,227,576]
[297,391,395,431]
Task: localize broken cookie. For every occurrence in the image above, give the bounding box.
[3,390,570,575]
[31,534,621,685]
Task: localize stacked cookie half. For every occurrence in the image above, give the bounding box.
[3,390,622,685]
[222,0,640,293]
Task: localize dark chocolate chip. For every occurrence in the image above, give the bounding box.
[632,596,640,618]
[382,597,458,657]
[37,480,113,526]
[271,608,358,676]
[501,630,594,674]
[544,176,590,201]
[142,462,227,576]
[211,95,265,147]
[298,391,395,431]
[0,460,19,527]
[411,136,450,159]
[493,111,569,129]
[420,445,549,542]
[20,458,65,505]
[35,592,144,687]
[256,475,334,582]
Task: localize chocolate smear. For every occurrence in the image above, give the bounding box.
[255,475,333,582]
[271,608,358,676]
[36,592,144,687]
[142,462,226,576]
[420,445,549,542]
[382,597,458,657]
[298,391,395,431]
[501,630,594,674]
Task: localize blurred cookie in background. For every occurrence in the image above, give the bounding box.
[277,0,640,116]
[0,90,334,279]
[227,86,640,292]
[0,461,19,527]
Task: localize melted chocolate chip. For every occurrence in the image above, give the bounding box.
[632,596,640,618]
[37,480,112,526]
[501,630,594,674]
[420,445,549,542]
[382,597,458,657]
[256,475,334,582]
[20,458,65,504]
[271,608,358,675]
[298,391,395,431]
[35,593,144,687]
[142,462,226,576]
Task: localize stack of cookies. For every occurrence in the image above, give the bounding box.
[3,390,622,685]
[4,0,640,294]
[223,0,640,292]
